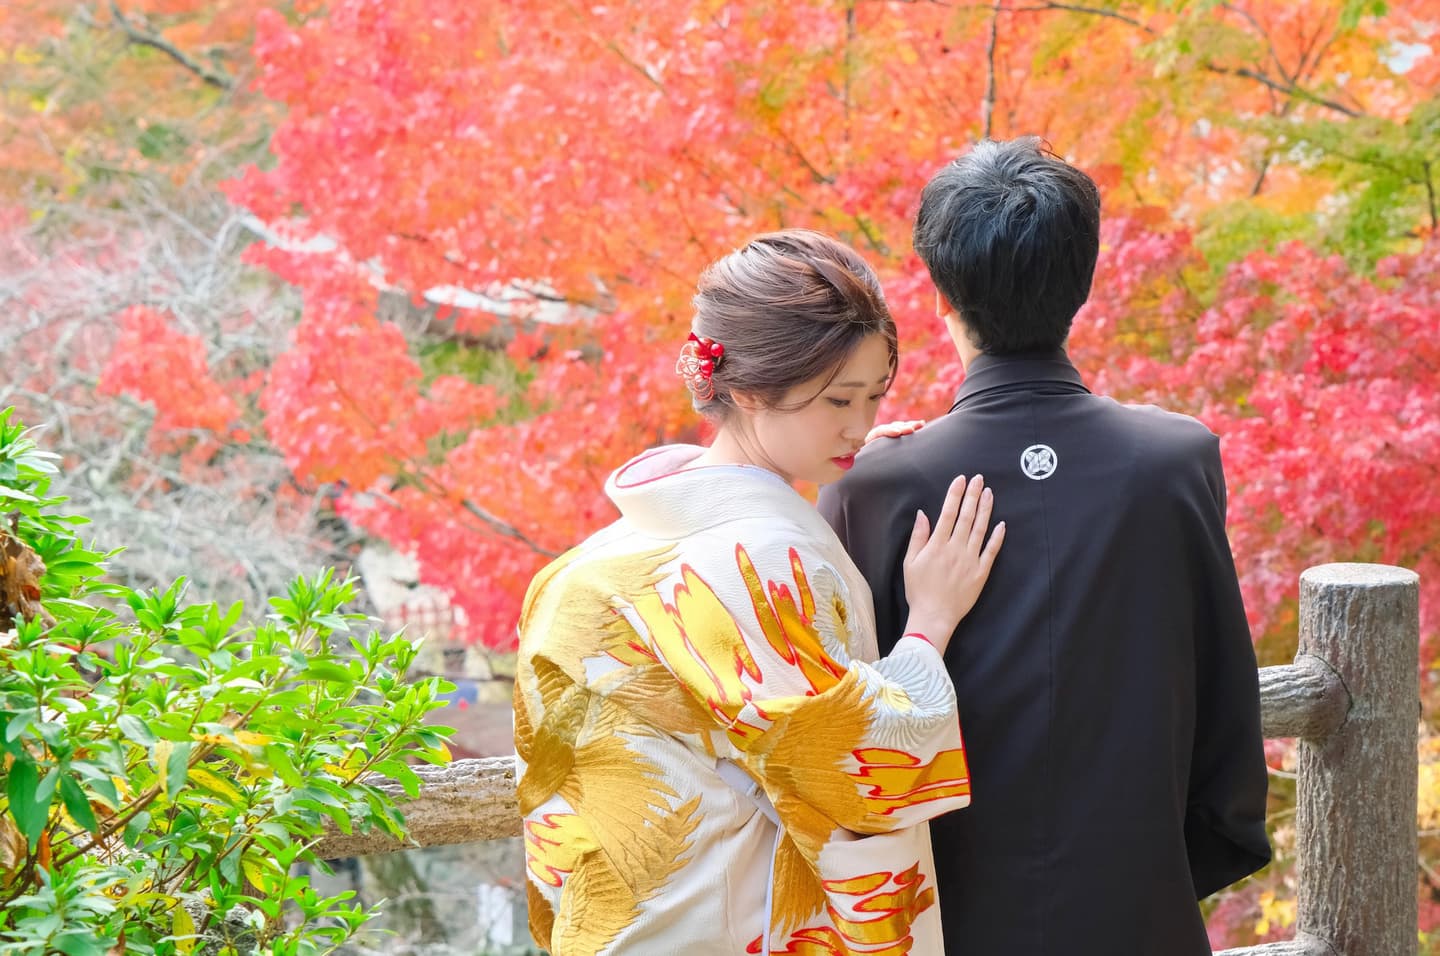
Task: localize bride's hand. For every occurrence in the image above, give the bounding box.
[865,419,925,445]
[901,474,1006,653]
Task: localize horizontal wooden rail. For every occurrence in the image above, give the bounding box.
[312,654,1348,860]
[314,756,520,860]
[1256,655,1348,740]
[1217,935,1340,956]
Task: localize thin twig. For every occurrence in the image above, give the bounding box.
[1423,160,1438,235]
[1002,2,1155,33]
[107,1,234,90]
[844,1,856,150]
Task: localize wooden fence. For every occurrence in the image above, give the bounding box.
[315,562,1422,956]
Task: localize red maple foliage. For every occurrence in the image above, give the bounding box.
[93,1,1440,663]
[99,306,242,435]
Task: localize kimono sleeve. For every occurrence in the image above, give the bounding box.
[630,534,970,846]
[1186,438,1273,897]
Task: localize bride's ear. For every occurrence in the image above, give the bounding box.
[729,390,765,413]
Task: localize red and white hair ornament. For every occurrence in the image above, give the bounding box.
[676,331,725,401]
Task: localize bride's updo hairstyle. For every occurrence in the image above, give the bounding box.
[683,229,898,420]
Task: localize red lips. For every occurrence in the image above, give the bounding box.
[831,454,856,471]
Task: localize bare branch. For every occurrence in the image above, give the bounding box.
[106,1,234,90]
[1423,160,1438,236]
[1001,2,1155,33]
[459,498,560,558]
[843,1,856,149]
[1203,64,1362,118]
[397,467,561,559]
[868,0,1152,30]
[1219,2,1294,85]
[981,0,1003,138]
[777,130,835,185]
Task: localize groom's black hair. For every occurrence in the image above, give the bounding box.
[913,137,1101,354]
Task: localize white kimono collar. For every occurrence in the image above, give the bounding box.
[605,444,816,540]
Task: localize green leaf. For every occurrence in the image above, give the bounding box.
[263,742,304,788]
[166,742,192,799]
[293,784,343,808]
[35,721,67,749]
[123,810,151,848]
[5,710,36,742]
[5,756,49,849]
[260,689,312,709]
[59,773,98,832]
[218,846,241,885]
[34,766,60,808]
[118,714,157,747]
[73,756,125,809]
[372,759,421,798]
[299,660,352,683]
[54,931,109,956]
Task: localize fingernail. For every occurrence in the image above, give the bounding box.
[983,488,992,498]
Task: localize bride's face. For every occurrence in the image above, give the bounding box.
[729,333,893,485]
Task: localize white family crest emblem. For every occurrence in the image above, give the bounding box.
[1020,444,1058,480]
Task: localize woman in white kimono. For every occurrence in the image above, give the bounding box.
[515,229,1006,955]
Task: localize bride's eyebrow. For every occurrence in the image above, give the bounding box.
[831,375,892,388]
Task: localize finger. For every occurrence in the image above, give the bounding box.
[866,423,907,444]
[933,475,967,541]
[903,509,930,563]
[967,485,995,553]
[978,521,1007,573]
[951,475,985,543]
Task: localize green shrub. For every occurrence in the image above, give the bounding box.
[0,408,454,956]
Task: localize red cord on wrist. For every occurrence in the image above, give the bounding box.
[902,631,936,648]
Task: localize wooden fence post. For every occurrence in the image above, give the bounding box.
[1294,563,1420,956]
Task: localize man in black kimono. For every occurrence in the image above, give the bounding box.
[818,138,1270,953]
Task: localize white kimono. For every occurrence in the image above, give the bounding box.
[515,445,969,955]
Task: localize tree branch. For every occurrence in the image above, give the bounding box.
[844,1,856,149]
[1000,2,1155,33]
[1203,64,1361,118]
[397,466,560,559]
[107,1,234,90]
[1422,160,1437,235]
[1219,2,1294,85]
[460,498,560,558]
[778,130,834,185]
[981,0,1003,138]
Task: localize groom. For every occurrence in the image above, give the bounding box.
[819,138,1270,954]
